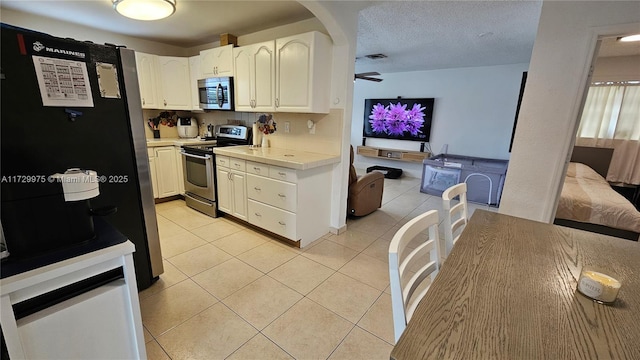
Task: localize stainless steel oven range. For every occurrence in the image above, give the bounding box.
[181,125,250,217]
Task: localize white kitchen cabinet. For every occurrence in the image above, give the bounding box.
[215,156,247,220]
[189,55,202,111]
[175,146,185,195]
[200,45,234,77]
[233,41,276,112]
[154,146,180,198]
[135,52,160,109]
[157,56,192,110]
[148,153,159,199]
[245,160,332,247]
[275,31,332,113]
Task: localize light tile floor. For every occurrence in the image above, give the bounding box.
[141,176,496,359]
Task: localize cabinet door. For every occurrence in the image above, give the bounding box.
[175,147,185,195]
[252,41,276,112]
[276,36,311,110]
[216,167,232,214]
[233,46,253,111]
[230,170,247,220]
[135,52,159,109]
[155,147,179,198]
[188,55,202,111]
[157,56,191,110]
[275,32,331,113]
[148,156,158,198]
[200,45,234,77]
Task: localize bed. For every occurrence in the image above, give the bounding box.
[554,146,640,241]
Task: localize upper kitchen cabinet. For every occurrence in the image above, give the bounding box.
[233,41,276,112]
[189,55,202,111]
[200,45,234,78]
[157,56,192,110]
[135,52,160,109]
[275,31,332,114]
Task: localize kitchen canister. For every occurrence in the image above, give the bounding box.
[576,267,621,304]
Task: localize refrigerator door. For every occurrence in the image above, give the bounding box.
[0,24,163,289]
[119,47,164,278]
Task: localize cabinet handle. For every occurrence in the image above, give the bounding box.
[255,212,262,217]
[253,167,261,172]
[278,193,286,198]
[228,173,232,180]
[142,98,145,105]
[275,98,279,107]
[254,187,261,191]
[234,163,240,167]
[278,172,286,176]
[278,221,286,226]
[164,100,167,106]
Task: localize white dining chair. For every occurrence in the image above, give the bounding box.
[442,183,469,257]
[388,210,441,343]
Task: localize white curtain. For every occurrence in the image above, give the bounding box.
[576,85,640,185]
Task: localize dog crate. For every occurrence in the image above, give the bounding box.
[421,154,509,206]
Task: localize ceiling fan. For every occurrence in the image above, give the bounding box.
[354,72,383,82]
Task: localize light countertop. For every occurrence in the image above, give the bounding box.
[213,146,340,170]
[146,137,217,147]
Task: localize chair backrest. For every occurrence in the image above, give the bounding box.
[388,210,441,343]
[442,183,468,257]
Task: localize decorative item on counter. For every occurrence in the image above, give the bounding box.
[576,267,621,304]
[256,114,276,135]
[252,122,261,146]
[148,111,178,138]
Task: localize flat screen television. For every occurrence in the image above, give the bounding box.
[363,98,434,142]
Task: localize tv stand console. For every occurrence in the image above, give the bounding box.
[357,146,430,163]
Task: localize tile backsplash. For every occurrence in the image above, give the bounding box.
[143,109,343,156]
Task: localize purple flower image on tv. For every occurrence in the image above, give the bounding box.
[368,101,426,136]
[405,103,426,136]
[368,103,388,133]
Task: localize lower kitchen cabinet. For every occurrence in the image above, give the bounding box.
[219,156,332,247]
[216,156,247,220]
[148,155,159,198]
[148,146,183,199]
[175,146,185,195]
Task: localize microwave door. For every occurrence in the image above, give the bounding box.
[198,86,208,109]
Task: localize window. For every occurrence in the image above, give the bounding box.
[577,84,640,141]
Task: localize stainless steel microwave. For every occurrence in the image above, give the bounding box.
[198,77,234,110]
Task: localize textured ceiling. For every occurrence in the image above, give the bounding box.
[1,1,637,75]
[355,1,543,74]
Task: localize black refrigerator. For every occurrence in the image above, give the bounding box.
[0,23,163,290]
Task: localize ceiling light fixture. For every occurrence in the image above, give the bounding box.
[617,34,640,42]
[113,0,176,21]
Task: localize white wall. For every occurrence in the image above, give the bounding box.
[351,64,528,177]
[592,55,640,82]
[500,1,640,223]
[0,8,186,55]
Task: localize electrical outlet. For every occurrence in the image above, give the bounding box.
[284,121,290,133]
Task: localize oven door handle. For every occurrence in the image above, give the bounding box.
[180,151,212,160]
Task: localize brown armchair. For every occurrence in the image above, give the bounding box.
[348,145,385,216]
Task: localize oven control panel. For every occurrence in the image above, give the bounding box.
[216,125,249,141]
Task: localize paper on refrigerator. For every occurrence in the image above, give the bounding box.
[32,55,94,107]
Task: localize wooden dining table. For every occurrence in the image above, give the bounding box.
[390,209,640,360]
